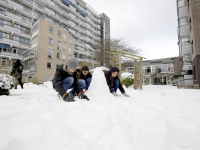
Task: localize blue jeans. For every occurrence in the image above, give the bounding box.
[63,77,85,94]
[82,78,91,90]
[113,79,119,93]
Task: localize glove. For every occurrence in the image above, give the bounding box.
[62,93,75,102]
[122,93,130,97]
[78,93,90,101]
[112,92,118,97]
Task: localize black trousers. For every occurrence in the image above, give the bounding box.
[16,77,23,89]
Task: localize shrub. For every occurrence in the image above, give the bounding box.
[121,75,134,88]
[0,74,15,96]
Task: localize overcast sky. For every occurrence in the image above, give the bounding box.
[84,0,179,60]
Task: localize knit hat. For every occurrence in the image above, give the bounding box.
[66,57,78,69]
[81,66,89,71]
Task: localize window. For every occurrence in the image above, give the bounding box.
[70,39,72,44]
[13,47,17,54]
[49,26,53,33]
[48,48,53,58]
[33,23,38,32]
[46,76,52,81]
[4,21,10,26]
[3,33,9,39]
[57,52,61,59]
[58,30,62,37]
[189,18,192,31]
[48,37,53,45]
[63,44,66,50]
[62,53,65,60]
[57,41,61,50]
[63,33,66,42]
[69,48,71,55]
[47,62,52,68]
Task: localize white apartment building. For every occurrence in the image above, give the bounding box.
[0,0,103,82]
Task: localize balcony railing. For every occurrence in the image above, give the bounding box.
[0,23,31,36]
[0,51,23,59]
[44,0,55,6]
[23,49,37,60]
[45,8,55,15]
[24,0,33,4]
[6,12,32,25]
[33,2,44,10]
[0,37,30,47]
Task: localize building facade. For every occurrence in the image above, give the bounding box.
[125,57,183,85]
[100,13,110,42]
[0,0,105,82]
[177,0,200,85]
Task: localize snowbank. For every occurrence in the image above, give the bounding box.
[0,67,200,150]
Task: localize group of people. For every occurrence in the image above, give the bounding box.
[10,58,130,101]
[53,57,130,102]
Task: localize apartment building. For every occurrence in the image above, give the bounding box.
[0,0,104,82]
[125,57,183,85]
[100,13,110,42]
[177,0,200,85]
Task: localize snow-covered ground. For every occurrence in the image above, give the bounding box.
[0,67,200,150]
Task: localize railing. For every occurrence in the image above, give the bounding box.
[0,51,23,59]
[177,83,199,89]
[33,2,44,10]
[0,37,30,47]
[23,49,37,60]
[24,0,33,4]
[6,12,32,25]
[0,23,31,36]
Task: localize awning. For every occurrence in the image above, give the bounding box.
[80,10,88,17]
[62,0,72,6]
[0,43,10,49]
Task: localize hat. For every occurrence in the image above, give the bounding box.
[81,66,89,71]
[66,57,78,69]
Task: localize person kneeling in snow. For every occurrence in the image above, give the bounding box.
[78,66,92,93]
[52,57,89,102]
[105,67,130,97]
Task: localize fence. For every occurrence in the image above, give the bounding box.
[177,83,199,89]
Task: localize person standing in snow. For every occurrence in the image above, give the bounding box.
[78,66,92,93]
[11,59,23,89]
[105,67,130,97]
[52,57,89,102]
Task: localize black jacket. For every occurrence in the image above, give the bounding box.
[11,60,23,77]
[52,64,81,97]
[79,72,92,83]
[105,67,125,93]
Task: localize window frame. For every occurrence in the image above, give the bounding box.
[47,62,52,69]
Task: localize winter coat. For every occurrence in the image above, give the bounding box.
[52,64,81,97]
[105,67,125,93]
[11,60,23,77]
[78,72,92,83]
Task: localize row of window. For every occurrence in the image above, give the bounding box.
[47,48,71,59]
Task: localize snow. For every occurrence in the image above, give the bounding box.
[0,67,200,150]
[121,72,134,79]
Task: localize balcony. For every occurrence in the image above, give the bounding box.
[69,5,76,12]
[45,8,55,15]
[181,44,191,55]
[0,23,31,36]
[179,24,189,37]
[6,12,32,25]
[33,2,44,10]
[0,51,23,59]
[178,6,187,18]
[85,44,91,49]
[8,0,23,9]
[23,49,37,61]
[44,0,55,6]
[0,37,30,48]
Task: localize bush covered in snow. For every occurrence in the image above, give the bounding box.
[121,75,134,88]
[0,74,15,96]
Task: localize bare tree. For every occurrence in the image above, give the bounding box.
[94,38,140,67]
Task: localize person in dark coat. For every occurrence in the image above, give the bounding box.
[105,67,130,97]
[11,59,23,89]
[78,66,92,92]
[52,57,89,102]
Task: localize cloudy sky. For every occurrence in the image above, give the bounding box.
[84,0,179,60]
